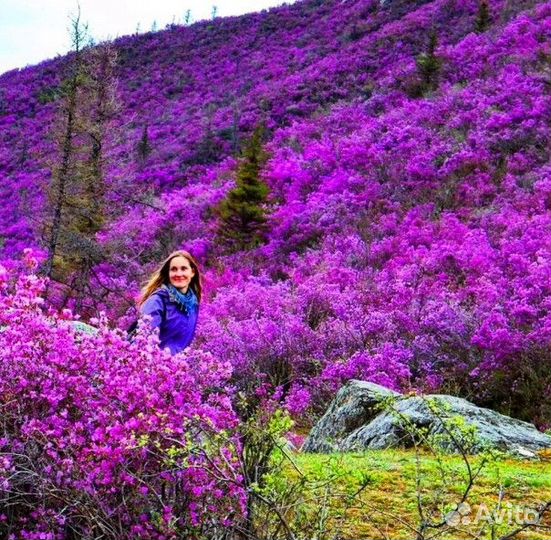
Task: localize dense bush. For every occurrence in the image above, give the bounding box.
[0,253,245,538]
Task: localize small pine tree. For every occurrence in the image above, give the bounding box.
[475,0,491,33]
[216,125,270,253]
[136,124,152,164]
[415,30,442,94]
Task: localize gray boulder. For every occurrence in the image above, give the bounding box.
[304,381,399,453]
[303,380,551,456]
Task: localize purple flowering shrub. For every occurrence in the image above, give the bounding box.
[0,255,245,538]
[195,189,551,427]
[196,264,414,422]
[197,277,323,419]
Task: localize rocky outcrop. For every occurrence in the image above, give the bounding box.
[303,380,551,457]
[304,381,399,453]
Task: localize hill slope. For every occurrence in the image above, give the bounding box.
[1,0,550,424]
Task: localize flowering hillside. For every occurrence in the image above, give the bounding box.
[1,0,551,429]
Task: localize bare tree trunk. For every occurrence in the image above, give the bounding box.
[43,8,87,281]
[44,78,78,280]
[42,13,119,314]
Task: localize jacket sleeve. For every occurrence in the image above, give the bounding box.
[140,292,165,329]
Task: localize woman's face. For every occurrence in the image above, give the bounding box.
[168,255,196,292]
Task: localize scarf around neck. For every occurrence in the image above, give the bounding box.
[164,284,199,314]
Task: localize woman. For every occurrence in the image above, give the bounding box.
[138,250,202,354]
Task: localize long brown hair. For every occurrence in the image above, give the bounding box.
[138,250,203,308]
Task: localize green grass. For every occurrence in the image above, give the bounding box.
[254,449,551,540]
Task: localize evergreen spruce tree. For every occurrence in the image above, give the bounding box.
[416,30,442,94]
[136,124,152,164]
[475,0,491,33]
[216,125,270,253]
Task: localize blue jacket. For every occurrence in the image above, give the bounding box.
[140,287,199,354]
